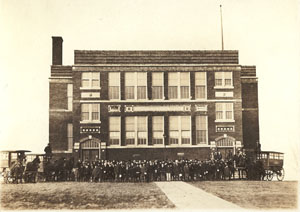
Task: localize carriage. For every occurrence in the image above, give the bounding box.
[0,150,31,183]
[256,151,284,181]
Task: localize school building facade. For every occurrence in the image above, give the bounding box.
[49,36,260,161]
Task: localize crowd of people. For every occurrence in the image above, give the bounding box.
[70,151,264,182]
[1,144,265,183]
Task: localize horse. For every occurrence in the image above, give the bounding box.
[64,158,74,181]
[24,159,40,183]
[10,162,25,184]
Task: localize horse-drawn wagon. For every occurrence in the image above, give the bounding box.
[256,151,284,181]
[0,150,31,183]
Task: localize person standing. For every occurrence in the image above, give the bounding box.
[44,143,52,161]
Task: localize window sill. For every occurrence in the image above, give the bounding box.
[215,120,235,123]
[80,87,101,90]
[214,86,234,89]
[80,121,101,124]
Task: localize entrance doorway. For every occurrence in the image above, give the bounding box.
[217,148,234,160]
[80,138,101,162]
[215,136,235,159]
[81,149,99,162]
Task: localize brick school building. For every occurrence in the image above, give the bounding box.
[49,36,259,161]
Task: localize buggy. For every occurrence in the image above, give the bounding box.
[0,150,31,183]
[256,151,284,181]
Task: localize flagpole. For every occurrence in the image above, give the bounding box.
[220,5,224,50]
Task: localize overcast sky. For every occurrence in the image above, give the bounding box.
[0,0,299,180]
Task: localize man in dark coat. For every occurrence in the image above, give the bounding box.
[44,143,52,161]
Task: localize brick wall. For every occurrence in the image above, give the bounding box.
[49,83,67,109]
[49,111,72,151]
[106,147,211,161]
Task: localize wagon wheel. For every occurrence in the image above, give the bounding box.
[266,170,273,181]
[276,168,285,181]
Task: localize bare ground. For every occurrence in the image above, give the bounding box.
[0,182,175,210]
[190,180,298,209]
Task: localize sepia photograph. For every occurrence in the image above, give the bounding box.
[0,0,299,211]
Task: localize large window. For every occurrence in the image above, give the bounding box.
[109,72,120,100]
[152,116,164,145]
[125,72,135,99]
[67,123,73,152]
[181,116,191,144]
[195,72,206,99]
[168,72,190,99]
[169,116,191,145]
[216,103,234,121]
[81,72,100,88]
[196,116,207,144]
[125,116,148,145]
[125,117,135,145]
[152,72,164,99]
[67,84,73,111]
[180,72,190,99]
[137,117,147,145]
[81,104,100,122]
[215,72,233,87]
[109,117,120,145]
[125,72,147,100]
[168,73,178,99]
[137,72,147,99]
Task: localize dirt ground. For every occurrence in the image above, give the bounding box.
[0,182,175,210]
[190,180,298,209]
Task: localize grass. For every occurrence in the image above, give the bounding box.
[0,182,175,210]
[189,180,298,209]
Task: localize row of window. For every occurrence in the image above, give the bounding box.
[80,103,234,122]
[109,116,207,146]
[81,72,233,100]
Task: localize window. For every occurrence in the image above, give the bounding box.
[168,73,178,99]
[169,116,179,144]
[215,103,234,121]
[196,116,207,144]
[67,123,73,152]
[137,117,147,145]
[67,84,73,111]
[125,116,148,145]
[92,104,99,120]
[152,116,164,145]
[81,104,100,122]
[168,72,190,99]
[109,72,120,100]
[125,72,147,100]
[152,72,163,99]
[215,72,233,87]
[181,116,191,144]
[109,117,120,145]
[137,72,147,99]
[81,72,100,88]
[125,117,135,145]
[125,72,135,99]
[195,72,206,99]
[169,116,191,145]
[81,104,89,121]
[180,72,190,99]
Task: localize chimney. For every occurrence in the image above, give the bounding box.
[52,36,63,65]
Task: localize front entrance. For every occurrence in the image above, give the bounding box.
[215,136,236,159]
[79,138,101,162]
[81,149,99,162]
[217,148,234,160]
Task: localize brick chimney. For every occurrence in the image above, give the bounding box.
[52,36,63,65]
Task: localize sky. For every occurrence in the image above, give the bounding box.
[0,0,299,180]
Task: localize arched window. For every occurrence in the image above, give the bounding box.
[216,137,235,147]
